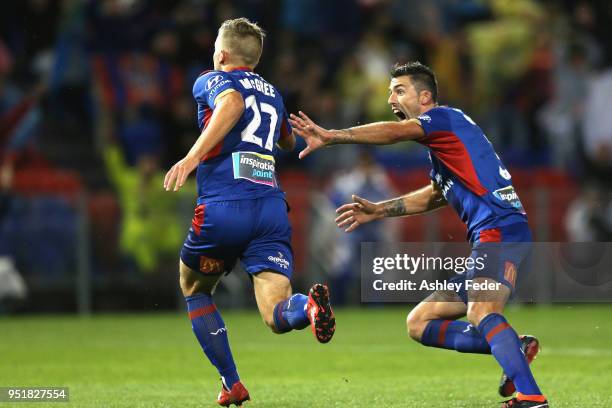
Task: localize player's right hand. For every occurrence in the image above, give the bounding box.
[335,195,382,233]
[289,111,332,159]
[164,155,199,192]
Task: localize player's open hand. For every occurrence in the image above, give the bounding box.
[335,195,382,232]
[164,155,199,192]
[289,111,333,159]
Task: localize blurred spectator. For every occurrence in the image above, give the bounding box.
[582,67,612,184]
[565,186,612,241]
[324,150,399,304]
[539,43,590,169]
[0,0,609,292]
[101,133,194,272]
[467,0,550,149]
[0,50,43,193]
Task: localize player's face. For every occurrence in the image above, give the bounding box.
[388,76,421,120]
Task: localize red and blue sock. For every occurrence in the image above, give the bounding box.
[478,313,544,399]
[272,293,309,333]
[421,319,491,353]
[186,293,240,389]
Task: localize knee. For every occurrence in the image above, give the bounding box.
[467,303,502,327]
[179,272,205,297]
[406,308,426,342]
[179,262,216,297]
[179,274,196,297]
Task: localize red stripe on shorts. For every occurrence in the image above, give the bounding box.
[191,204,205,235]
[479,228,502,243]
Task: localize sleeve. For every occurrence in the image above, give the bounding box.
[192,71,238,108]
[279,107,293,141]
[416,107,451,137]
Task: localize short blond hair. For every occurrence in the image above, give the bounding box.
[219,18,266,67]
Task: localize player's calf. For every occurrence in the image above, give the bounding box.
[271,293,310,333]
[477,313,546,402]
[499,335,541,397]
[179,261,242,393]
[252,271,309,334]
[405,293,490,353]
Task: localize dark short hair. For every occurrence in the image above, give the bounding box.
[391,62,438,102]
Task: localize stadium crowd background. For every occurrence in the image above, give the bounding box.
[1,0,612,312]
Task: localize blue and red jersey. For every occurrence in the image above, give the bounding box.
[416,106,527,243]
[192,67,292,204]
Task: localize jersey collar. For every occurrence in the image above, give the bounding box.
[229,66,253,72]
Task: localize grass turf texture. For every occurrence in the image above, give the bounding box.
[1,305,611,407]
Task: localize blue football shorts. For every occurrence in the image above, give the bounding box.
[449,222,532,303]
[180,196,293,278]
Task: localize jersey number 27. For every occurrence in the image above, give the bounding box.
[241,95,277,151]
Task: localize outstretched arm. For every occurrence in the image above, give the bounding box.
[164,91,244,191]
[288,111,425,159]
[335,181,447,232]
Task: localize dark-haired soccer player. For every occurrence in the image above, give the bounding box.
[290,62,547,408]
[164,18,335,407]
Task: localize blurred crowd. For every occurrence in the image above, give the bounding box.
[1,0,612,300]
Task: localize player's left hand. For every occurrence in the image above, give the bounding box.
[164,155,199,192]
[289,111,333,159]
[335,195,382,232]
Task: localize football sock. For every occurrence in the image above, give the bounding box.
[421,319,491,353]
[272,293,309,333]
[478,313,543,398]
[186,293,240,389]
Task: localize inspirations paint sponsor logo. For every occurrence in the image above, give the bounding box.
[232,151,277,187]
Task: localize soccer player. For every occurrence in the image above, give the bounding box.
[289,62,547,408]
[163,18,335,407]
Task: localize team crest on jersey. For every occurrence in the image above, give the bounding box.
[205,75,223,91]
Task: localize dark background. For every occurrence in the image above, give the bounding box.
[1,0,612,313]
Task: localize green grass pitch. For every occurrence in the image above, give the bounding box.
[1,305,611,407]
